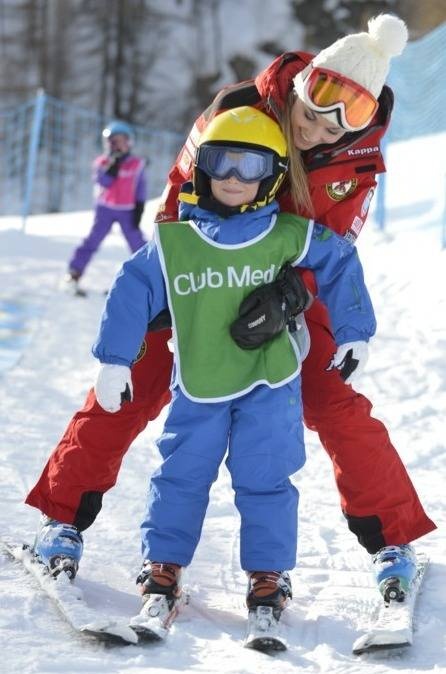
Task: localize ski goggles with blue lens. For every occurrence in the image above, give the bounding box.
[196,145,276,183]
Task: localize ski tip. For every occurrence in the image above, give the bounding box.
[353,640,411,655]
[82,626,138,645]
[129,614,169,641]
[352,630,412,655]
[131,625,166,642]
[244,636,287,653]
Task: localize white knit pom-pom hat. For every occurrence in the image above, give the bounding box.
[296,14,409,100]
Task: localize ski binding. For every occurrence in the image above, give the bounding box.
[352,553,428,655]
[130,592,185,640]
[244,605,287,652]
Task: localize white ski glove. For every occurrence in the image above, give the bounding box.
[332,341,369,384]
[94,363,133,413]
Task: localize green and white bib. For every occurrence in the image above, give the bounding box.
[155,213,313,402]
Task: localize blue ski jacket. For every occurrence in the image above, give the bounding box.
[92,200,376,367]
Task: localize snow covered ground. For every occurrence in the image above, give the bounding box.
[0,134,445,673]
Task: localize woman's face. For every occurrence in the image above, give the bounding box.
[290,97,346,150]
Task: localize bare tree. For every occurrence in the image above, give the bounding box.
[1,0,445,127]
[289,0,399,50]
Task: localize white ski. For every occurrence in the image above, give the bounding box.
[244,605,287,652]
[352,553,428,655]
[1,539,138,644]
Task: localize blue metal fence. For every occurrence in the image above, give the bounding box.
[0,91,183,221]
[1,98,35,219]
[387,22,446,142]
[375,21,446,244]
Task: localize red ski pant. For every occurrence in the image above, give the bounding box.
[26,301,435,553]
[300,302,435,552]
[26,330,173,531]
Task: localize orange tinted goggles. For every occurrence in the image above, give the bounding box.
[302,67,378,131]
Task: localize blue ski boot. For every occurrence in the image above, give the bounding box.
[373,544,417,603]
[33,515,83,580]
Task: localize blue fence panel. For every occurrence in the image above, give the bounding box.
[375,22,446,241]
[0,93,183,217]
[387,22,446,142]
[0,99,35,217]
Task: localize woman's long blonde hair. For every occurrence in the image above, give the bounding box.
[280,91,313,216]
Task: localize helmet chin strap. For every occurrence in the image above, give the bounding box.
[178,183,264,218]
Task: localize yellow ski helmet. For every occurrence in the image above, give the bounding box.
[192,106,288,212]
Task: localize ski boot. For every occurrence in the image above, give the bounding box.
[245,571,292,651]
[130,561,183,639]
[62,270,87,297]
[373,544,417,603]
[33,515,83,580]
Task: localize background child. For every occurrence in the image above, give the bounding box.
[89,106,378,643]
[66,120,147,296]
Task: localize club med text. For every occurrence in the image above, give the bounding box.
[173,264,277,296]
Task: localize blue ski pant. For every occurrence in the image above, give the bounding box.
[141,379,306,571]
[69,205,145,276]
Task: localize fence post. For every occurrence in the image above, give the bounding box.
[22,89,47,231]
[375,135,388,231]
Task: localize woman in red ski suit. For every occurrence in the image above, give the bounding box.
[26,19,435,554]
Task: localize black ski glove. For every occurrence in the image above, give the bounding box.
[105,151,124,177]
[133,201,145,228]
[230,263,311,350]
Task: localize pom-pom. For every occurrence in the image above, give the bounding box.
[368,14,408,57]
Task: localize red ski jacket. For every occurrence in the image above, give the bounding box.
[155,51,393,295]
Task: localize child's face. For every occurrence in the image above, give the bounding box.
[210,176,260,208]
[107,133,131,155]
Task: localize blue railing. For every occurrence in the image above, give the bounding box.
[0,91,183,222]
[374,21,446,246]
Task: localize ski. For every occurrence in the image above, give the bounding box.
[1,538,138,644]
[244,605,287,652]
[352,553,428,655]
[129,593,185,641]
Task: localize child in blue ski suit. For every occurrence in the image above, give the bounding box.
[91,107,376,628]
